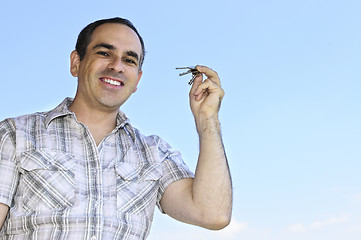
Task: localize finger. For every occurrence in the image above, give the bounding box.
[193,79,224,101]
[193,78,218,95]
[190,72,203,95]
[195,65,221,86]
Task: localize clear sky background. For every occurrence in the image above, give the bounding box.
[1,0,360,239]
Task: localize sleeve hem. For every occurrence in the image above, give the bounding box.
[156,173,194,214]
[0,198,11,208]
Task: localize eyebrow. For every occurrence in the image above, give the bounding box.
[93,43,139,62]
[93,43,115,50]
[125,51,139,62]
[93,43,116,50]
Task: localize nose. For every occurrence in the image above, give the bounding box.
[108,57,125,73]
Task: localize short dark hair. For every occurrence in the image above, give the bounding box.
[75,17,145,69]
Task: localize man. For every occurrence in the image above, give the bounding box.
[0,17,232,239]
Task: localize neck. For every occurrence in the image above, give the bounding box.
[69,98,119,145]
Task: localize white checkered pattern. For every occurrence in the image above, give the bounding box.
[0,98,194,239]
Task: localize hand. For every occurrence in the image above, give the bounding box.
[189,65,225,123]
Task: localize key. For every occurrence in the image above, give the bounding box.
[176,66,201,85]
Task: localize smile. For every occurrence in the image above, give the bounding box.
[100,78,123,86]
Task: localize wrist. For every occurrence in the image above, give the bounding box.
[195,114,221,136]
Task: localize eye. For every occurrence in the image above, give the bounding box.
[96,51,109,57]
[124,58,137,65]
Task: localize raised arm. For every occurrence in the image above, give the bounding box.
[160,65,232,230]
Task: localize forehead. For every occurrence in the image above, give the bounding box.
[88,23,142,53]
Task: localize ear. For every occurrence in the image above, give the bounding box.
[70,50,80,77]
[133,70,143,93]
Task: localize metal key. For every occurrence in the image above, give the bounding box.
[176,66,201,85]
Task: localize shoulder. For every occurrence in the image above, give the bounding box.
[132,128,173,152]
[3,111,48,130]
[0,112,48,144]
[0,118,16,143]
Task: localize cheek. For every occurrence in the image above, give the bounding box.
[82,60,103,76]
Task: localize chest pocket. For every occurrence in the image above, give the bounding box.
[18,149,76,212]
[115,161,163,218]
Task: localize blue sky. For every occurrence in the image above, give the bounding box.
[1,0,360,239]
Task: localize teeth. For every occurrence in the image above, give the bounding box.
[103,78,121,86]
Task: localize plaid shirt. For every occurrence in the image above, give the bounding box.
[0,98,194,240]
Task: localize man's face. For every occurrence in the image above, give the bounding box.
[70,23,143,111]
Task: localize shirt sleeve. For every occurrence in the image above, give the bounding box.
[0,119,19,207]
[154,136,194,213]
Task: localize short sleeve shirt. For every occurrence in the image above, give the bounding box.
[0,98,194,240]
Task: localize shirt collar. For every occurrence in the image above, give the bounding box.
[45,97,74,127]
[45,98,136,142]
[115,109,137,143]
